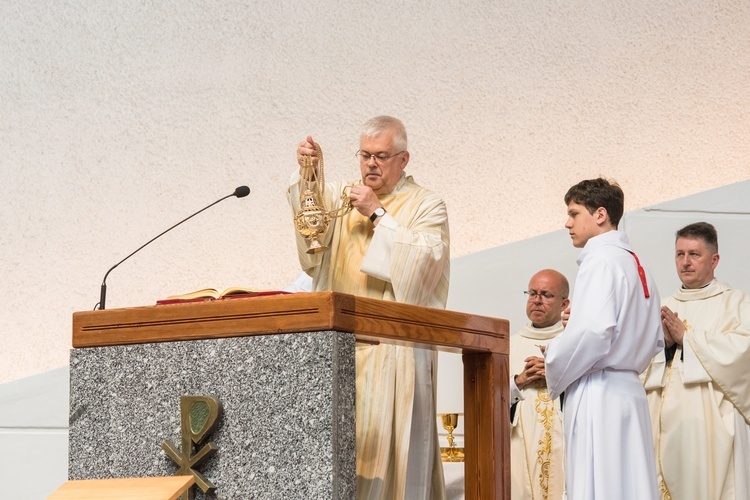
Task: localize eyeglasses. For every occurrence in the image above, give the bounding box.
[524,290,558,302]
[355,150,405,164]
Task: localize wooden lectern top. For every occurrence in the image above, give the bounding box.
[48,476,194,500]
[73,291,509,354]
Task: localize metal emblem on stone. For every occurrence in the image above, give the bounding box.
[162,395,222,499]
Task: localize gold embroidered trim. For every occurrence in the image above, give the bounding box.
[534,387,554,499]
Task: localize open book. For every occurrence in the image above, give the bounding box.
[156,287,290,305]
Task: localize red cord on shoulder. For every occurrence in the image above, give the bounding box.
[628,251,650,299]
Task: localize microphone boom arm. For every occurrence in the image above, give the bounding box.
[97,186,249,310]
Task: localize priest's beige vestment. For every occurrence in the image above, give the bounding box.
[289,173,450,500]
[510,322,565,500]
[643,281,750,500]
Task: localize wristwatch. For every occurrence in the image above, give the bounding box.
[369,207,386,223]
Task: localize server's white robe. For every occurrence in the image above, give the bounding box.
[289,172,450,500]
[545,230,663,500]
[643,281,750,500]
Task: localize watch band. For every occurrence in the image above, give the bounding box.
[369,207,386,223]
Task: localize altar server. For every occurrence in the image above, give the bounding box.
[545,178,663,500]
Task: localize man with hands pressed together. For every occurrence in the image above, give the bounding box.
[643,222,750,500]
[510,269,569,500]
[288,116,450,500]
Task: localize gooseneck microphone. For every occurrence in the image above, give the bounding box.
[96,185,251,310]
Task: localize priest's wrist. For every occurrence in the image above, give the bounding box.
[675,328,685,346]
[369,206,386,225]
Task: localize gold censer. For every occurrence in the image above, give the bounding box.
[293,142,353,253]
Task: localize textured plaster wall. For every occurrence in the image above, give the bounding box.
[1,1,748,383]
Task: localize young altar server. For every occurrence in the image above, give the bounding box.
[544,178,664,499]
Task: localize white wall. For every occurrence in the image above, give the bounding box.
[0,367,69,499]
[2,0,748,385]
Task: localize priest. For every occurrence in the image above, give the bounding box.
[510,269,569,500]
[643,222,750,500]
[288,115,450,500]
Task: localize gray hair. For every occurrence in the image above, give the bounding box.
[361,115,408,151]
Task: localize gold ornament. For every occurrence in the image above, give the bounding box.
[293,142,353,253]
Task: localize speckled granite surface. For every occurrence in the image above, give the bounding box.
[68,331,356,499]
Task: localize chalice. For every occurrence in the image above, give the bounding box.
[439,413,464,462]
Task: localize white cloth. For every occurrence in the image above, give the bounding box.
[281,270,313,293]
[442,462,465,500]
[510,322,565,500]
[643,281,750,500]
[545,230,664,500]
[288,172,450,500]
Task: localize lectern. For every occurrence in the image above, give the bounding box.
[70,291,509,499]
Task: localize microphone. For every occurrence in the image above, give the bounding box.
[96,185,251,310]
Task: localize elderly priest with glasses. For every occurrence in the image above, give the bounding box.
[287,115,450,500]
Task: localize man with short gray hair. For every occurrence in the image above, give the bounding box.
[289,116,450,500]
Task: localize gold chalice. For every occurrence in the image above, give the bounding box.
[439,413,465,462]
